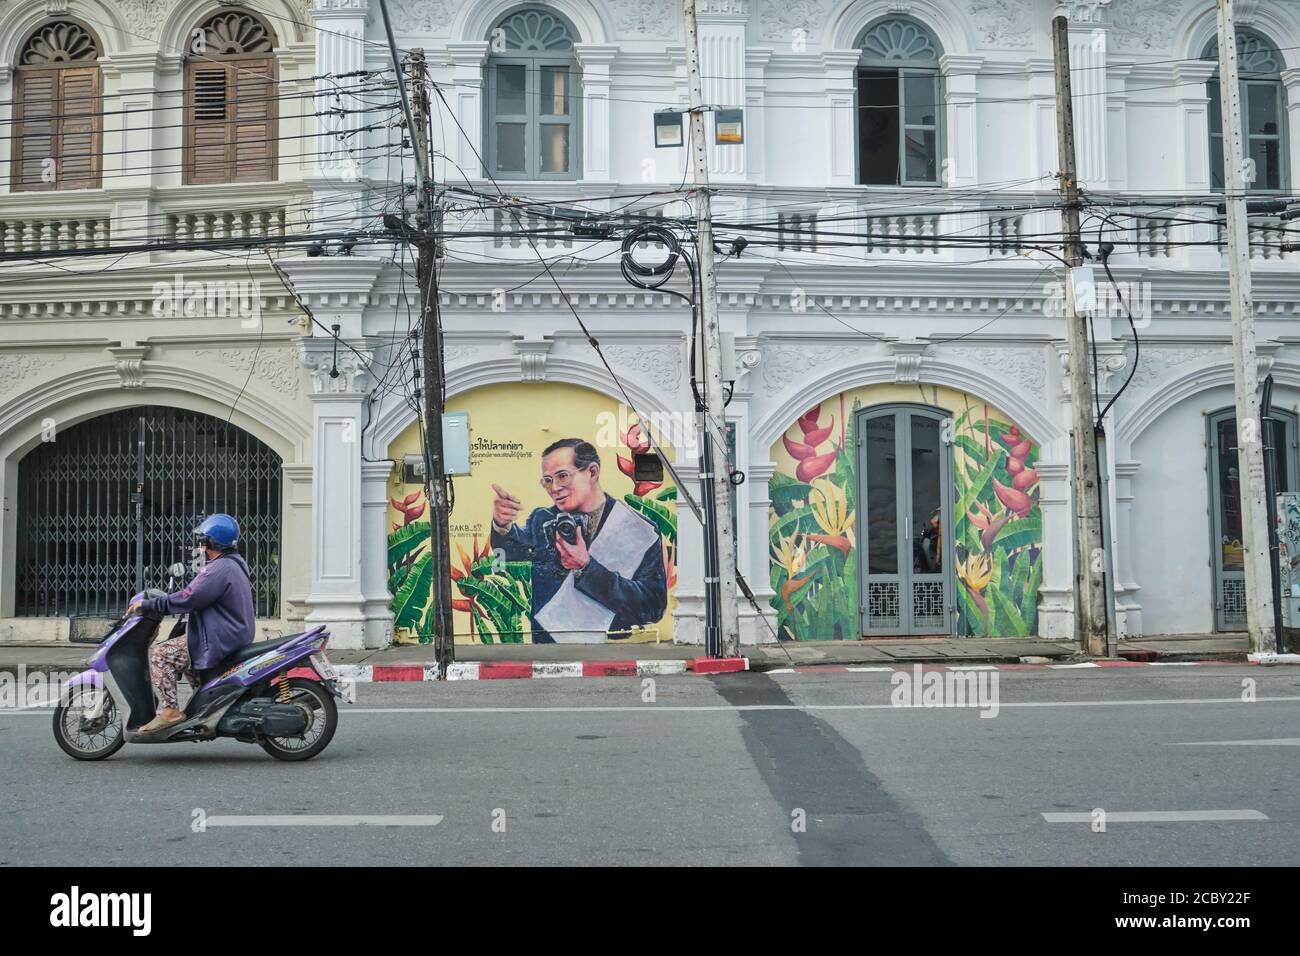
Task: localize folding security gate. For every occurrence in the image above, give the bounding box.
[16,407,281,617]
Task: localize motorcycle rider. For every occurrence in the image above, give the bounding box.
[127,514,256,733]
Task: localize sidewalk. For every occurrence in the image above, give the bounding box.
[0,633,1251,674]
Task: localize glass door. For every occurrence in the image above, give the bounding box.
[1208,409,1298,631]
[857,405,955,636]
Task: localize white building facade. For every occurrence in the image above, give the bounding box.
[3,0,1300,649]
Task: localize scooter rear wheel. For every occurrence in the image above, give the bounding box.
[53,688,126,761]
[258,677,337,762]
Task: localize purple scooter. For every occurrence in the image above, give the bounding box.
[54,562,344,761]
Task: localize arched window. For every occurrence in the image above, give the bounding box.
[485,7,581,179]
[11,20,102,192]
[1203,30,1288,192]
[856,17,943,186]
[184,9,277,185]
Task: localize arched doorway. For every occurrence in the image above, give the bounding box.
[16,407,282,617]
[769,385,1044,640]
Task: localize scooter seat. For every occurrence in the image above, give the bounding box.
[221,632,314,667]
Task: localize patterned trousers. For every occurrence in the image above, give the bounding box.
[148,636,200,711]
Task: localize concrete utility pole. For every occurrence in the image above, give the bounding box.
[1051,14,1109,657]
[1215,0,1276,654]
[378,0,455,671]
[682,0,740,658]
[407,48,456,672]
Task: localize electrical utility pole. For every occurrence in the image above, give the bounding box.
[1051,14,1109,658]
[1216,0,1276,654]
[378,0,456,672]
[682,0,740,658]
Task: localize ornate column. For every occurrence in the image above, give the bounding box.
[309,1,371,227]
[574,44,616,182]
[941,54,982,188]
[697,0,750,181]
[1057,0,1113,188]
[1283,70,1300,201]
[822,50,860,187]
[1174,58,1220,268]
[447,43,490,178]
[283,256,388,649]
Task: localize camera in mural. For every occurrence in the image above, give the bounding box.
[386,385,678,645]
[542,510,582,547]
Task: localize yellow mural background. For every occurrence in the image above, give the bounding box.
[386,382,678,644]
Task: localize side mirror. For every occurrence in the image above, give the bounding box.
[168,562,186,578]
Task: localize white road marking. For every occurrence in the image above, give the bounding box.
[5,696,1300,719]
[1174,737,1300,746]
[203,815,443,827]
[315,695,1300,715]
[1042,810,1268,823]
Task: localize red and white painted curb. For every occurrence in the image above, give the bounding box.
[763,659,1247,675]
[335,657,749,682]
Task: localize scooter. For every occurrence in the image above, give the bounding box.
[53,563,345,762]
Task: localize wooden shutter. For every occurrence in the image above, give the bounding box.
[187,63,231,184]
[232,58,276,182]
[12,70,58,191]
[57,66,100,189]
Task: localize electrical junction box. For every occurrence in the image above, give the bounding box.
[442,413,471,475]
[401,413,471,482]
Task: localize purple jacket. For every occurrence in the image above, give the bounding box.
[142,552,256,669]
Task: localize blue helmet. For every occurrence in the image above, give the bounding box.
[195,513,239,549]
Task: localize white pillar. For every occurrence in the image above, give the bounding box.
[1059,0,1113,188]
[1283,69,1300,195]
[823,50,860,187]
[697,0,749,181]
[309,1,370,227]
[743,462,779,644]
[447,43,489,179]
[283,257,385,649]
[574,44,616,182]
[941,54,982,188]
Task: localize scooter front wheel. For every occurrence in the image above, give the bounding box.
[53,687,125,761]
[259,677,337,762]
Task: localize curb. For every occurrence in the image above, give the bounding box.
[336,657,750,683]
[760,659,1250,674]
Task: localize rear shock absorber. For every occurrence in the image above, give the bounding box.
[277,675,292,704]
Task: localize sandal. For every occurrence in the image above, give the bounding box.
[138,711,186,733]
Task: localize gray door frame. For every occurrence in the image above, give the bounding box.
[1206,406,1299,631]
[855,403,956,636]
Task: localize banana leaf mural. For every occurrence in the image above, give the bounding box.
[769,389,1043,640]
[386,492,534,644]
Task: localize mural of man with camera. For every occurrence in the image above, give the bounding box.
[490,438,668,643]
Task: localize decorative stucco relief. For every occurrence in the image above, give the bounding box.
[1127,346,1223,390]
[197,346,302,396]
[609,0,678,38]
[968,0,1034,49]
[955,346,1048,401]
[604,343,682,394]
[0,352,65,400]
[1108,0,1184,53]
[760,343,845,395]
[758,0,827,43]
[382,0,456,34]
